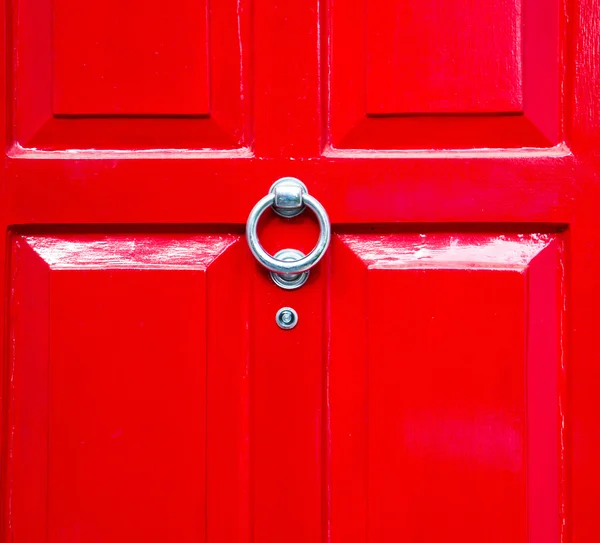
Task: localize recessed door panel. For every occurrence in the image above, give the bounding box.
[8,234,249,543]
[366,0,523,114]
[329,233,562,543]
[53,0,210,116]
[329,0,560,149]
[12,0,250,149]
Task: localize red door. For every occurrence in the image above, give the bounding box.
[2,1,598,543]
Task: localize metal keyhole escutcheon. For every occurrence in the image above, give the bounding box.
[246,177,331,289]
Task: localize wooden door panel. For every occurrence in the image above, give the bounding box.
[53,0,209,116]
[13,0,250,149]
[367,0,523,114]
[330,233,562,543]
[9,234,248,543]
[330,0,560,149]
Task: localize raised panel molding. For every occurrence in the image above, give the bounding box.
[329,232,563,543]
[53,0,210,116]
[8,234,249,542]
[329,0,561,150]
[366,0,523,114]
[12,1,250,150]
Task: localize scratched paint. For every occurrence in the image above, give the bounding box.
[339,233,554,269]
[22,234,239,269]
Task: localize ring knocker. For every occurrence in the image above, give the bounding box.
[246,177,331,289]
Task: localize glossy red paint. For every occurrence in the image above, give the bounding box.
[332,0,560,148]
[53,0,210,116]
[330,234,562,543]
[15,0,249,148]
[1,0,599,542]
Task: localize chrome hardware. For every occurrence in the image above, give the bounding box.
[270,177,308,218]
[276,307,298,330]
[270,249,310,290]
[246,177,331,278]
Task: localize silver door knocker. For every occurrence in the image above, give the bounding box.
[246,177,331,290]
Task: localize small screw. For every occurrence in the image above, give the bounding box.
[276,307,298,330]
